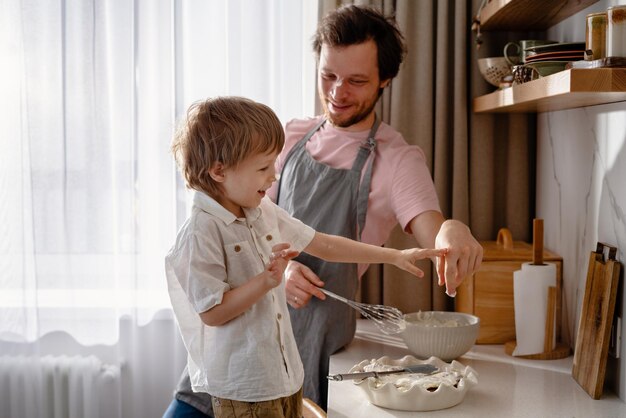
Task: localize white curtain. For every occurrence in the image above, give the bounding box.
[0,0,317,346]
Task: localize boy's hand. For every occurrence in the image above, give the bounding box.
[266,243,299,288]
[394,248,448,278]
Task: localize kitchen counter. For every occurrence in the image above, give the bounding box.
[328,320,626,417]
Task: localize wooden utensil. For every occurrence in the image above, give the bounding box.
[572,242,621,399]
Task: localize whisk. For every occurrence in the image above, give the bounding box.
[319,287,406,335]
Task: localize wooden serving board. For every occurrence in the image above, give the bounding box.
[572,243,621,399]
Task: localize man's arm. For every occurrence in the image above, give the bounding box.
[408,210,483,296]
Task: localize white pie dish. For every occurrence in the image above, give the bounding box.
[349,355,478,411]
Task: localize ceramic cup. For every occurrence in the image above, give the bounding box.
[504,39,557,66]
[585,12,607,61]
[607,5,626,58]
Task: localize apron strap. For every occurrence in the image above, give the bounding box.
[277,114,380,242]
[275,117,326,204]
[354,115,380,241]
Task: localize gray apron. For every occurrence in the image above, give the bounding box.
[276,116,380,409]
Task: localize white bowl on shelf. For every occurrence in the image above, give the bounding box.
[477,57,512,87]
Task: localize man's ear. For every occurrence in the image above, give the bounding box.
[208,162,226,183]
[380,79,391,89]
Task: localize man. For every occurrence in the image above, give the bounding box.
[164,5,482,417]
[269,5,481,409]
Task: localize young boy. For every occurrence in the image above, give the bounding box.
[165,96,445,418]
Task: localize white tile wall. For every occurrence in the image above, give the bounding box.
[539,0,626,401]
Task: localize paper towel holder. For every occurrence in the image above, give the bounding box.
[532,218,544,265]
[505,218,570,360]
[505,285,570,360]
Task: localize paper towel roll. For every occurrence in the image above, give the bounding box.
[513,262,557,356]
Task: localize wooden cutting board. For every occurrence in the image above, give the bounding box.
[572,242,621,399]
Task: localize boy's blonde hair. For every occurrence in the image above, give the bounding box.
[171,96,285,196]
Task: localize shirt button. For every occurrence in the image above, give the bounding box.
[266,234,272,241]
[234,245,241,252]
[281,344,285,351]
[277,313,282,320]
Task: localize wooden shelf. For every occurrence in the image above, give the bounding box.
[479,0,599,30]
[473,0,625,113]
[473,68,626,113]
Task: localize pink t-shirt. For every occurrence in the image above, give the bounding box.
[267,116,441,277]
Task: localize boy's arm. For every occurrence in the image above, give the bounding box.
[303,232,445,278]
[199,244,298,326]
[199,269,276,326]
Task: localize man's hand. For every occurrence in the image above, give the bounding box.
[285,260,326,308]
[434,220,483,297]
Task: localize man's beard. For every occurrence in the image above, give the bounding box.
[322,93,379,128]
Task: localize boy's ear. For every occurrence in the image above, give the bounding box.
[208,162,226,183]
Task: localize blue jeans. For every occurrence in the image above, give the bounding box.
[163,399,213,418]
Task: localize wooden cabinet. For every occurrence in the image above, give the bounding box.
[473,0,626,113]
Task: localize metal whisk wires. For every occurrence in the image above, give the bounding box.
[319,288,406,335]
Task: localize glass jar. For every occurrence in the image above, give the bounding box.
[585,12,607,61]
[607,5,626,58]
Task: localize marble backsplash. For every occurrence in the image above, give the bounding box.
[536,101,626,398]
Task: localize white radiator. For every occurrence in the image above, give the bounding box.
[0,355,121,418]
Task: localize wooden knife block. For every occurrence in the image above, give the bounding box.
[455,228,563,344]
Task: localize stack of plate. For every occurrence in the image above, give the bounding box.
[525,42,586,63]
[523,42,585,77]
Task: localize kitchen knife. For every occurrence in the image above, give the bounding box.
[327,364,438,381]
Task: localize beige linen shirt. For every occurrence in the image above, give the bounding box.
[165,191,315,402]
